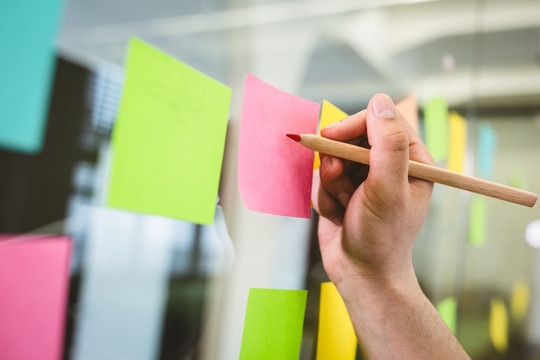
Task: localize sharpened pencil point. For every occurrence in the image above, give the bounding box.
[286,134,301,142]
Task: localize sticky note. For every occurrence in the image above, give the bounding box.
[477,123,498,179]
[238,74,319,218]
[0,0,64,153]
[468,195,487,247]
[446,112,467,173]
[511,280,529,322]
[0,235,71,360]
[396,93,419,134]
[108,38,231,224]
[423,97,449,162]
[239,288,307,360]
[489,297,508,353]
[316,282,357,360]
[509,171,527,190]
[436,297,457,334]
[314,101,349,170]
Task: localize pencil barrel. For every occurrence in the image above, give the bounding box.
[298,134,537,207]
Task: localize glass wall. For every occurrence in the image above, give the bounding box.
[1,0,540,359]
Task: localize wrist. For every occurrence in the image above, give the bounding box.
[334,262,421,306]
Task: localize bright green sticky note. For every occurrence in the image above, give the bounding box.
[509,171,527,190]
[424,97,449,162]
[108,38,231,224]
[0,0,64,153]
[240,288,308,360]
[436,297,457,334]
[469,195,487,247]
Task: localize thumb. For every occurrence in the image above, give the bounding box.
[365,94,409,199]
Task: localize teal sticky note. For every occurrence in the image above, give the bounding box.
[108,38,231,224]
[469,195,487,247]
[240,288,308,360]
[0,0,64,153]
[477,123,498,179]
[423,97,449,162]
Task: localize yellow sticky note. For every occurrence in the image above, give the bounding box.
[316,282,357,360]
[447,112,467,173]
[511,280,529,322]
[489,298,508,354]
[314,101,348,170]
[436,297,457,334]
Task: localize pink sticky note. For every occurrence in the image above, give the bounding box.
[238,74,320,218]
[0,235,71,360]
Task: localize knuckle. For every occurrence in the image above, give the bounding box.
[317,191,343,223]
[381,128,409,152]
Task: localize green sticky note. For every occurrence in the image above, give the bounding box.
[436,297,457,334]
[0,0,64,153]
[240,288,308,360]
[469,195,487,247]
[108,38,231,224]
[509,171,527,190]
[424,97,449,162]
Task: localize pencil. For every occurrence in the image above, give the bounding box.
[287,134,537,208]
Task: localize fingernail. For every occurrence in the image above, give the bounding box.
[373,94,395,119]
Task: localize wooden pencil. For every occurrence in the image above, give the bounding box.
[287,134,537,208]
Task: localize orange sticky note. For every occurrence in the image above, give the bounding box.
[314,101,348,170]
[396,93,419,135]
[238,73,319,218]
[316,282,357,360]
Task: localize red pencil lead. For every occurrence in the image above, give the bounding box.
[286,134,301,142]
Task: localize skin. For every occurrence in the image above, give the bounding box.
[312,93,470,359]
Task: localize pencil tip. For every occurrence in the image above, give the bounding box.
[286,134,301,142]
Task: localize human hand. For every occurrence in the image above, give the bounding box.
[312,93,435,288]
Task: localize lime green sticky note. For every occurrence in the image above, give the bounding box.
[108,38,231,224]
[436,297,457,334]
[424,97,449,162]
[509,171,527,190]
[469,195,487,247]
[240,288,307,360]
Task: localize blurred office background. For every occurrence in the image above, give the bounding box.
[2,0,540,359]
